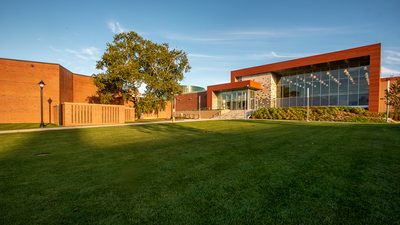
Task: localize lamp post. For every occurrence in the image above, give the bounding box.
[38,80,46,128]
[171,92,175,122]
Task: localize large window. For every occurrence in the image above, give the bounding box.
[217,89,257,110]
[277,63,370,108]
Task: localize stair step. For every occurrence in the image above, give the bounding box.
[212,110,255,120]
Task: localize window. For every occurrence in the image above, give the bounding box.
[276,63,369,107]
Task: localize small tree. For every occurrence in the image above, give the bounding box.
[385,79,400,120]
[94,31,190,116]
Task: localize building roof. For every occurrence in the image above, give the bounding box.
[231,43,381,82]
[381,75,400,81]
[0,57,90,77]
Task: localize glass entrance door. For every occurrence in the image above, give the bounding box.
[217,89,255,110]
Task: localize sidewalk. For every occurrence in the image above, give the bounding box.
[0,119,217,135]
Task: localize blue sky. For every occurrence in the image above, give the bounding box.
[1,0,400,88]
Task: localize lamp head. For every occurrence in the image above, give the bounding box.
[38,80,45,88]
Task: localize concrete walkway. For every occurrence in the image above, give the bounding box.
[0,119,217,135]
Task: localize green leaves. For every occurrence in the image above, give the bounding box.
[93,31,190,116]
[385,79,400,120]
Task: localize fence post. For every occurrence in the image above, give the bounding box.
[198,95,201,119]
[63,103,72,126]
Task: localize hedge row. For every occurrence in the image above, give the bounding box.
[250,107,386,122]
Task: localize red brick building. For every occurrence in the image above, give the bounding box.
[379,76,400,111]
[0,58,98,124]
[178,43,393,113]
[175,91,207,111]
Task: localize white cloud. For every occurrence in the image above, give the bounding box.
[164,33,238,42]
[381,66,400,77]
[188,53,223,59]
[385,50,400,57]
[81,47,100,57]
[228,30,286,37]
[49,45,62,53]
[251,51,312,59]
[164,26,348,43]
[65,47,101,61]
[107,21,126,34]
[190,67,229,73]
[188,51,313,62]
[383,50,400,65]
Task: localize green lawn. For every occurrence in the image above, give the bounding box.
[127,118,171,123]
[0,123,58,131]
[0,120,399,225]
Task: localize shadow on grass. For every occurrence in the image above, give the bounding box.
[0,123,58,131]
[0,120,399,224]
[238,118,400,129]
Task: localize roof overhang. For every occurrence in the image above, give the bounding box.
[207,80,262,92]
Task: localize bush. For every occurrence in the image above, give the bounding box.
[350,107,366,115]
[389,112,400,121]
[250,106,385,123]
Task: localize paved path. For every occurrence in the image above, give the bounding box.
[0,119,217,135]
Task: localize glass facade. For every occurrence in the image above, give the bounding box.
[276,63,370,107]
[217,89,257,110]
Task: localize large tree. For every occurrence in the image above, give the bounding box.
[385,79,400,120]
[94,31,190,116]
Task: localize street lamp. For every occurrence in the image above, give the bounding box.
[38,80,45,128]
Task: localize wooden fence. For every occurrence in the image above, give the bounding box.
[54,102,135,126]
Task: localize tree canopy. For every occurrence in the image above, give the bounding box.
[94,31,190,116]
[385,79,400,120]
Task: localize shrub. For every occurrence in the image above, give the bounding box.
[250,106,385,123]
[350,107,366,115]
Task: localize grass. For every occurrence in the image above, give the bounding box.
[0,123,58,131]
[0,120,399,225]
[127,118,187,123]
[126,118,171,123]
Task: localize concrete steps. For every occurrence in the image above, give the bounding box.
[212,110,254,120]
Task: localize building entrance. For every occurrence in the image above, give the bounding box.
[217,89,257,110]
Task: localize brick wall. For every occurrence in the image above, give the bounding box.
[0,59,60,123]
[175,91,207,111]
[72,74,98,103]
[0,58,100,124]
[59,66,73,103]
[379,76,400,112]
